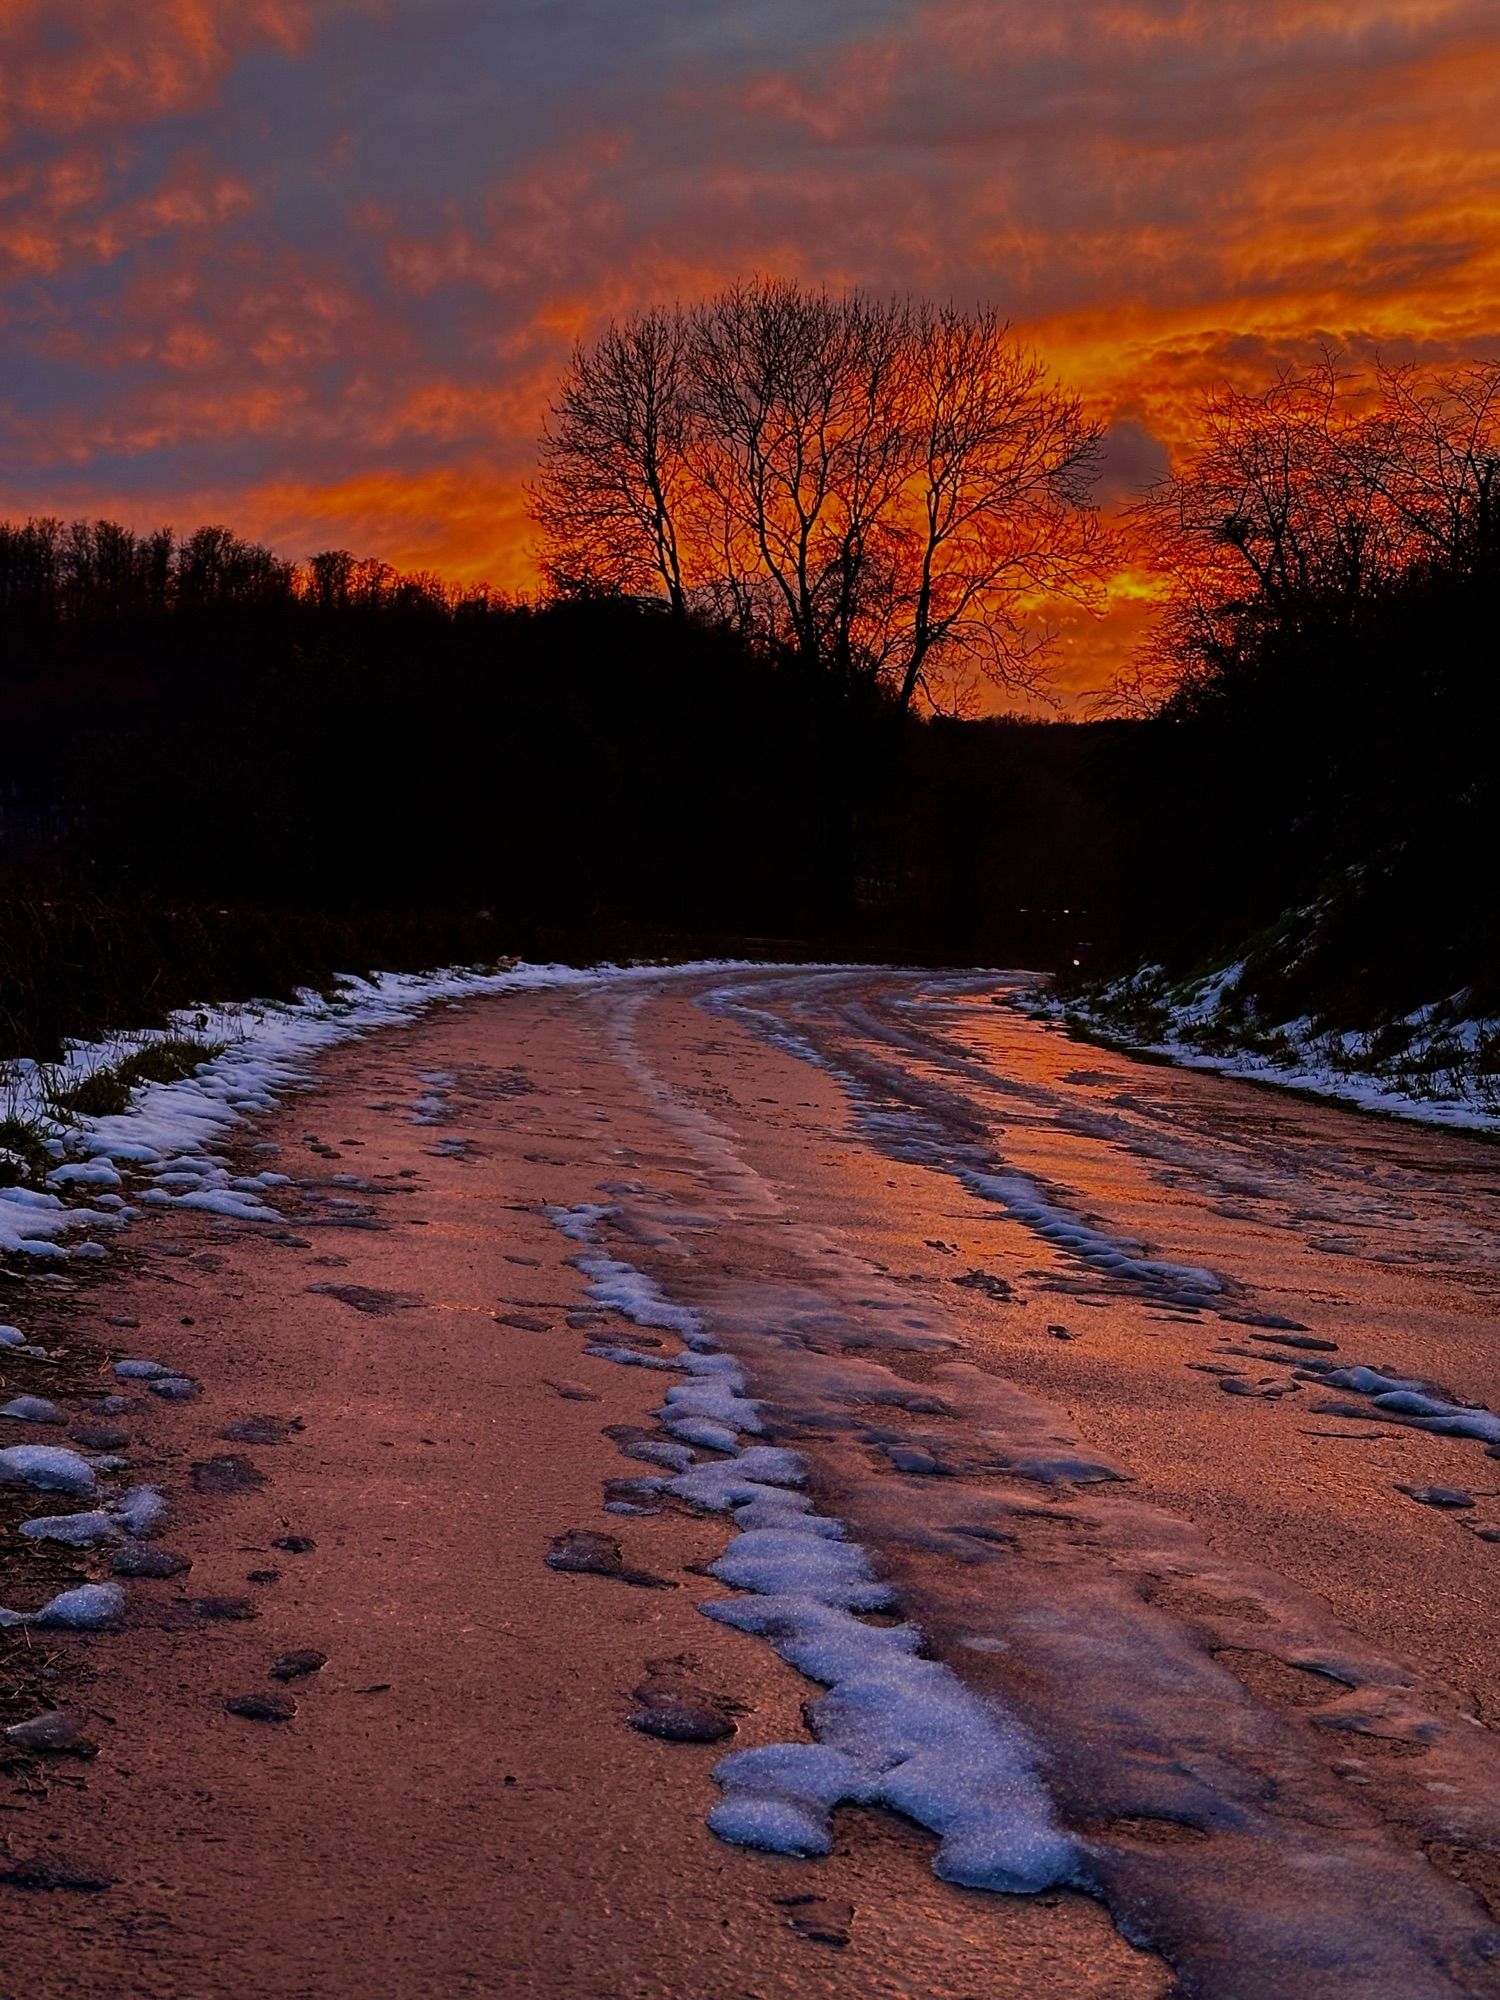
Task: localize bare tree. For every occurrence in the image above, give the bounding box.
[894,304,1105,710]
[689,281,912,684]
[530,307,694,613]
[529,282,1107,710]
[1365,360,1500,577]
[1118,355,1500,713]
[1123,366,1395,708]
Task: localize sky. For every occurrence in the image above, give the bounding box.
[2,0,1497,701]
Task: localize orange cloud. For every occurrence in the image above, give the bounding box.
[238,464,534,588]
[0,1,314,141]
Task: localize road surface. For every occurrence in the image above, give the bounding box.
[5,966,1500,1998]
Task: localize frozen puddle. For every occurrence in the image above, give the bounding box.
[547,1204,1075,1894]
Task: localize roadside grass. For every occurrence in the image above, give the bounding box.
[0,1112,53,1188]
[0,880,532,1194]
[1057,913,1500,1126]
[45,1037,223,1120]
[0,877,518,1064]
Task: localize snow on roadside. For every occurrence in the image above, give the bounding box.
[0,960,824,1263]
[1030,966,1500,1136]
[0,959,851,1635]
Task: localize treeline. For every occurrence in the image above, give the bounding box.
[1100,359,1500,1022]
[0,518,1114,1054]
[0,516,491,628]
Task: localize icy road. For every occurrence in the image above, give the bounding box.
[6,965,1500,1999]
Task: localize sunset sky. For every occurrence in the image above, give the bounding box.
[2,0,1497,701]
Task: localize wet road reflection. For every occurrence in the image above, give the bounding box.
[574,967,1500,1998]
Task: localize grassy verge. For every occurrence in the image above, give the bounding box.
[0,878,519,1064]
[44,1038,225,1120]
[0,1113,53,1187]
[1043,934,1500,1128]
[0,871,912,1073]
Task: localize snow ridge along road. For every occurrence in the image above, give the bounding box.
[4,964,1500,1997]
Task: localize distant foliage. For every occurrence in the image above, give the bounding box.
[530,281,1108,713]
[1097,357,1500,1020]
[0,526,1118,1055]
[0,517,495,639]
[1123,358,1500,714]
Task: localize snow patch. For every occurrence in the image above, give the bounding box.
[547,1200,1073,1897]
[1050,965,1500,1135]
[0,1581,127,1631]
[18,1509,120,1547]
[0,1445,96,1496]
[962,1167,1221,1296]
[1,1396,64,1424]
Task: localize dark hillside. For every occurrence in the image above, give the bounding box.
[0,519,1123,1054]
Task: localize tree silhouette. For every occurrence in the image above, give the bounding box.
[529,281,1107,711]
[532,307,695,614]
[1123,357,1500,713]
